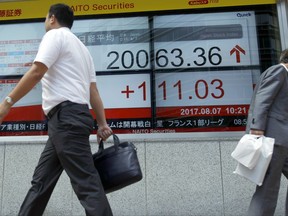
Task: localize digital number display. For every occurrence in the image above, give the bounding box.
[96,74,151,108]
[0,22,44,109]
[73,17,150,72]
[153,12,258,132]
[153,12,259,68]
[155,71,252,106]
[0,23,44,76]
[72,17,152,134]
[0,11,260,135]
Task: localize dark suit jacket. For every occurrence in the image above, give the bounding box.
[246,63,288,147]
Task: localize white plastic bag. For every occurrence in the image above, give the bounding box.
[231,134,262,169]
[232,136,275,186]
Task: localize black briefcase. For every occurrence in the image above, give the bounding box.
[93,134,143,193]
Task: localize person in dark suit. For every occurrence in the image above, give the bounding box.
[0,3,113,216]
[246,49,288,215]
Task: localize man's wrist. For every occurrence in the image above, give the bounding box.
[4,96,14,106]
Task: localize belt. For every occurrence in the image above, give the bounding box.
[47,101,73,119]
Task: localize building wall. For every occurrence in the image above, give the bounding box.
[0,135,286,216]
[0,1,287,216]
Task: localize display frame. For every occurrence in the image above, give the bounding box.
[0,4,282,138]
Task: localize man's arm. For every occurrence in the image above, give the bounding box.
[250,129,264,136]
[90,82,112,141]
[0,62,47,124]
[250,65,285,131]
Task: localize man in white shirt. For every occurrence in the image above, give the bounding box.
[0,3,113,216]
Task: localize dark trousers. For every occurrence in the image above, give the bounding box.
[247,145,288,216]
[18,102,113,216]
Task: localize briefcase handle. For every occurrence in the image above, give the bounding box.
[98,134,120,153]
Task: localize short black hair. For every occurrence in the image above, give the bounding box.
[48,3,74,29]
[279,49,288,64]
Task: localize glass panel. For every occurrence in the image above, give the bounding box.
[153,11,260,133]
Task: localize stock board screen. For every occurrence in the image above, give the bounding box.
[0,11,259,135]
